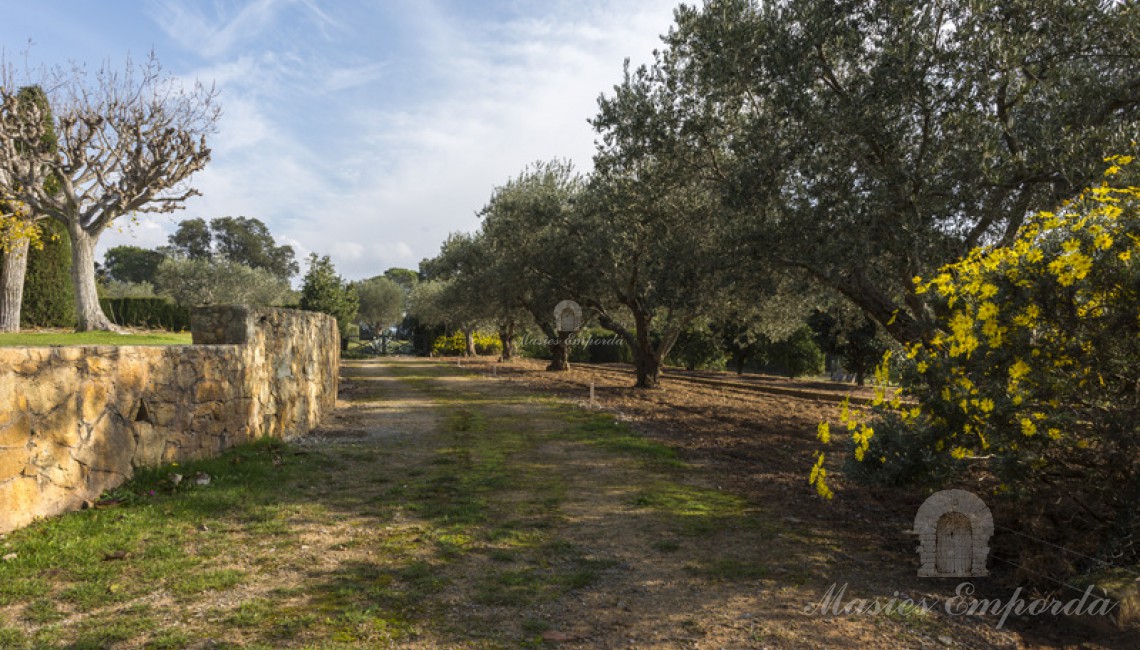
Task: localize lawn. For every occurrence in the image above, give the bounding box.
[0,330,192,347]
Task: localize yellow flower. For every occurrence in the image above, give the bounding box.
[1020,417,1037,436]
[816,421,831,444]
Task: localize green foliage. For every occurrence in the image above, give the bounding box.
[840,413,955,490]
[808,310,889,384]
[583,328,630,363]
[299,254,358,339]
[164,217,298,282]
[383,267,419,293]
[165,218,212,260]
[21,219,74,328]
[355,275,404,331]
[99,298,191,331]
[406,279,453,330]
[825,156,1140,571]
[431,331,501,356]
[99,280,156,299]
[210,216,299,280]
[103,245,166,285]
[667,325,726,371]
[647,0,1140,342]
[154,257,292,308]
[757,327,825,379]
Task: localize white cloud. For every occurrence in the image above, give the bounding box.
[150,0,287,59]
[121,0,681,281]
[322,61,389,93]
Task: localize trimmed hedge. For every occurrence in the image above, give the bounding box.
[99,298,191,332]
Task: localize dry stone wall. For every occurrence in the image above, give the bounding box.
[0,307,338,533]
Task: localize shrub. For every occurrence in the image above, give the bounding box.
[431,331,502,356]
[760,327,825,378]
[99,297,191,331]
[667,325,726,370]
[21,219,74,328]
[156,258,292,308]
[814,154,1140,575]
[584,327,629,363]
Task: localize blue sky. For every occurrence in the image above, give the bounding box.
[1,0,679,280]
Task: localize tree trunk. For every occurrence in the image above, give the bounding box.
[630,315,680,389]
[733,352,745,375]
[498,322,515,361]
[0,237,29,332]
[464,328,476,357]
[68,224,117,332]
[633,352,661,388]
[833,267,928,345]
[546,332,570,371]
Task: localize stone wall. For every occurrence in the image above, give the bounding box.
[0,307,339,533]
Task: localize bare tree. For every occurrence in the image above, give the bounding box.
[0,54,219,330]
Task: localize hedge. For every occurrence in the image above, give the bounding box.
[99,298,191,331]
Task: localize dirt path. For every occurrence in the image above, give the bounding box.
[304,358,1026,649]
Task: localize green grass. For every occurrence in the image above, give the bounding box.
[555,405,686,468]
[0,330,192,347]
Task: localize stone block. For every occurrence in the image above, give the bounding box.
[131,421,165,468]
[83,354,117,376]
[80,381,110,424]
[24,373,68,416]
[0,450,27,482]
[41,456,81,490]
[0,478,42,531]
[0,411,31,447]
[76,416,135,477]
[194,380,231,403]
[41,405,83,449]
[0,307,339,535]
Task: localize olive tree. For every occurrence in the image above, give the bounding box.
[355,275,404,350]
[477,161,585,370]
[659,0,1140,343]
[153,257,291,308]
[419,232,501,357]
[573,61,740,388]
[0,54,219,330]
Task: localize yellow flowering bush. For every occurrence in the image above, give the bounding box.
[432,331,503,356]
[811,155,1140,563]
